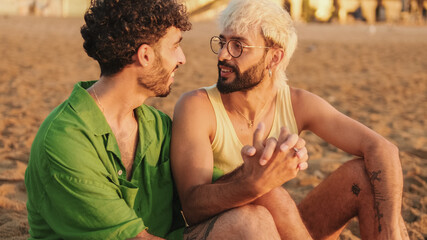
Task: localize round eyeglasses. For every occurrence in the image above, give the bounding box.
[210,36,271,58]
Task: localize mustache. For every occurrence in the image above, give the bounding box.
[218,61,237,70]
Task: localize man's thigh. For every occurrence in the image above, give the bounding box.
[183,205,280,240]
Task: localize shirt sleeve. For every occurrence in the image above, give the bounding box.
[38,131,146,239]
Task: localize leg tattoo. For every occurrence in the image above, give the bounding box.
[351,183,361,196]
[369,170,385,233]
[184,215,220,240]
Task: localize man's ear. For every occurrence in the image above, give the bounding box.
[268,48,285,70]
[136,44,155,67]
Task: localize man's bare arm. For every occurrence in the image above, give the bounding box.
[171,90,305,225]
[292,88,404,239]
[171,90,254,225]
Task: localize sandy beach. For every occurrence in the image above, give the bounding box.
[0,15,426,239]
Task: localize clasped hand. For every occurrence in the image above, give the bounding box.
[240,123,308,196]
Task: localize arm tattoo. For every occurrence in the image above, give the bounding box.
[369,170,386,233]
[351,183,361,196]
[184,215,220,240]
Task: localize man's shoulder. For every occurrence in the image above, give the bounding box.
[42,102,93,138]
[176,88,211,109]
[173,88,216,131]
[30,96,104,166]
[183,88,209,98]
[289,86,321,106]
[34,100,75,144]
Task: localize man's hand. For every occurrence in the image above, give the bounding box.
[240,123,308,196]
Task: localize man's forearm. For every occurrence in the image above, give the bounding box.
[363,139,403,236]
[182,166,260,225]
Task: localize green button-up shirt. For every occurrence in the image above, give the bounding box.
[25,81,185,239]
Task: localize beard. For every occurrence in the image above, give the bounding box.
[216,55,266,94]
[138,52,177,98]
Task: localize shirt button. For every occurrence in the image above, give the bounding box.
[118,170,123,176]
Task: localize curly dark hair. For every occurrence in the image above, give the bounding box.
[81,0,191,76]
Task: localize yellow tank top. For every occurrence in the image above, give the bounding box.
[204,84,298,180]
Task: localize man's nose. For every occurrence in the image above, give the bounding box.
[177,47,186,65]
[218,46,232,61]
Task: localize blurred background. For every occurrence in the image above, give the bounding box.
[0,0,426,24]
[0,0,426,239]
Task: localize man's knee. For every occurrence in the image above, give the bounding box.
[335,158,369,182]
[230,205,276,232]
[341,158,365,173]
[209,205,280,239]
[238,204,274,224]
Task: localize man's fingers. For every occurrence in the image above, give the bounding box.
[297,162,308,170]
[294,146,308,160]
[259,137,277,166]
[252,122,265,149]
[294,138,306,150]
[279,133,299,152]
[295,147,308,170]
[241,145,256,158]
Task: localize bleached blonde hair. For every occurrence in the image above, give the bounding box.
[219,0,297,84]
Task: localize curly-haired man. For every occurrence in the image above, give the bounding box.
[25,0,283,239]
[24,0,188,239]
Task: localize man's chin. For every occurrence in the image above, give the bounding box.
[216,82,235,94]
[156,87,171,98]
[217,77,226,85]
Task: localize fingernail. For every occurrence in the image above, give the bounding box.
[260,159,267,166]
[280,144,289,152]
[296,151,305,159]
[298,162,308,170]
[248,147,256,155]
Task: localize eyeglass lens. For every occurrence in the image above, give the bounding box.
[210,37,243,58]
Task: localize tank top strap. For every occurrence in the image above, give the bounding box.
[203,85,245,176]
[275,84,298,135]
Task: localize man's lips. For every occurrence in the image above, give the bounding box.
[170,66,179,79]
[218,64,235,77]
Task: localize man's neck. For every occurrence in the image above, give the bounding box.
[88,73,150,127]
[221,79,278,118]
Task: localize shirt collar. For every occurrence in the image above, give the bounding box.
[67,81,156,136]
[68,81,112,136]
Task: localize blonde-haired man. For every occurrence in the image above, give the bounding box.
[171,0,408,239]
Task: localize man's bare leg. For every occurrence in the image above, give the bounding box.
[253,187,312,239]
[183,205,280,240]
[298,158,409,240]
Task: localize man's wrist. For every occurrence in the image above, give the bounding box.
[237,170,265,199]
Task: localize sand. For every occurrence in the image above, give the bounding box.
[0,15,425,239]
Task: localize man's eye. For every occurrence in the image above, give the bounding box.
[230,42,240,50]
